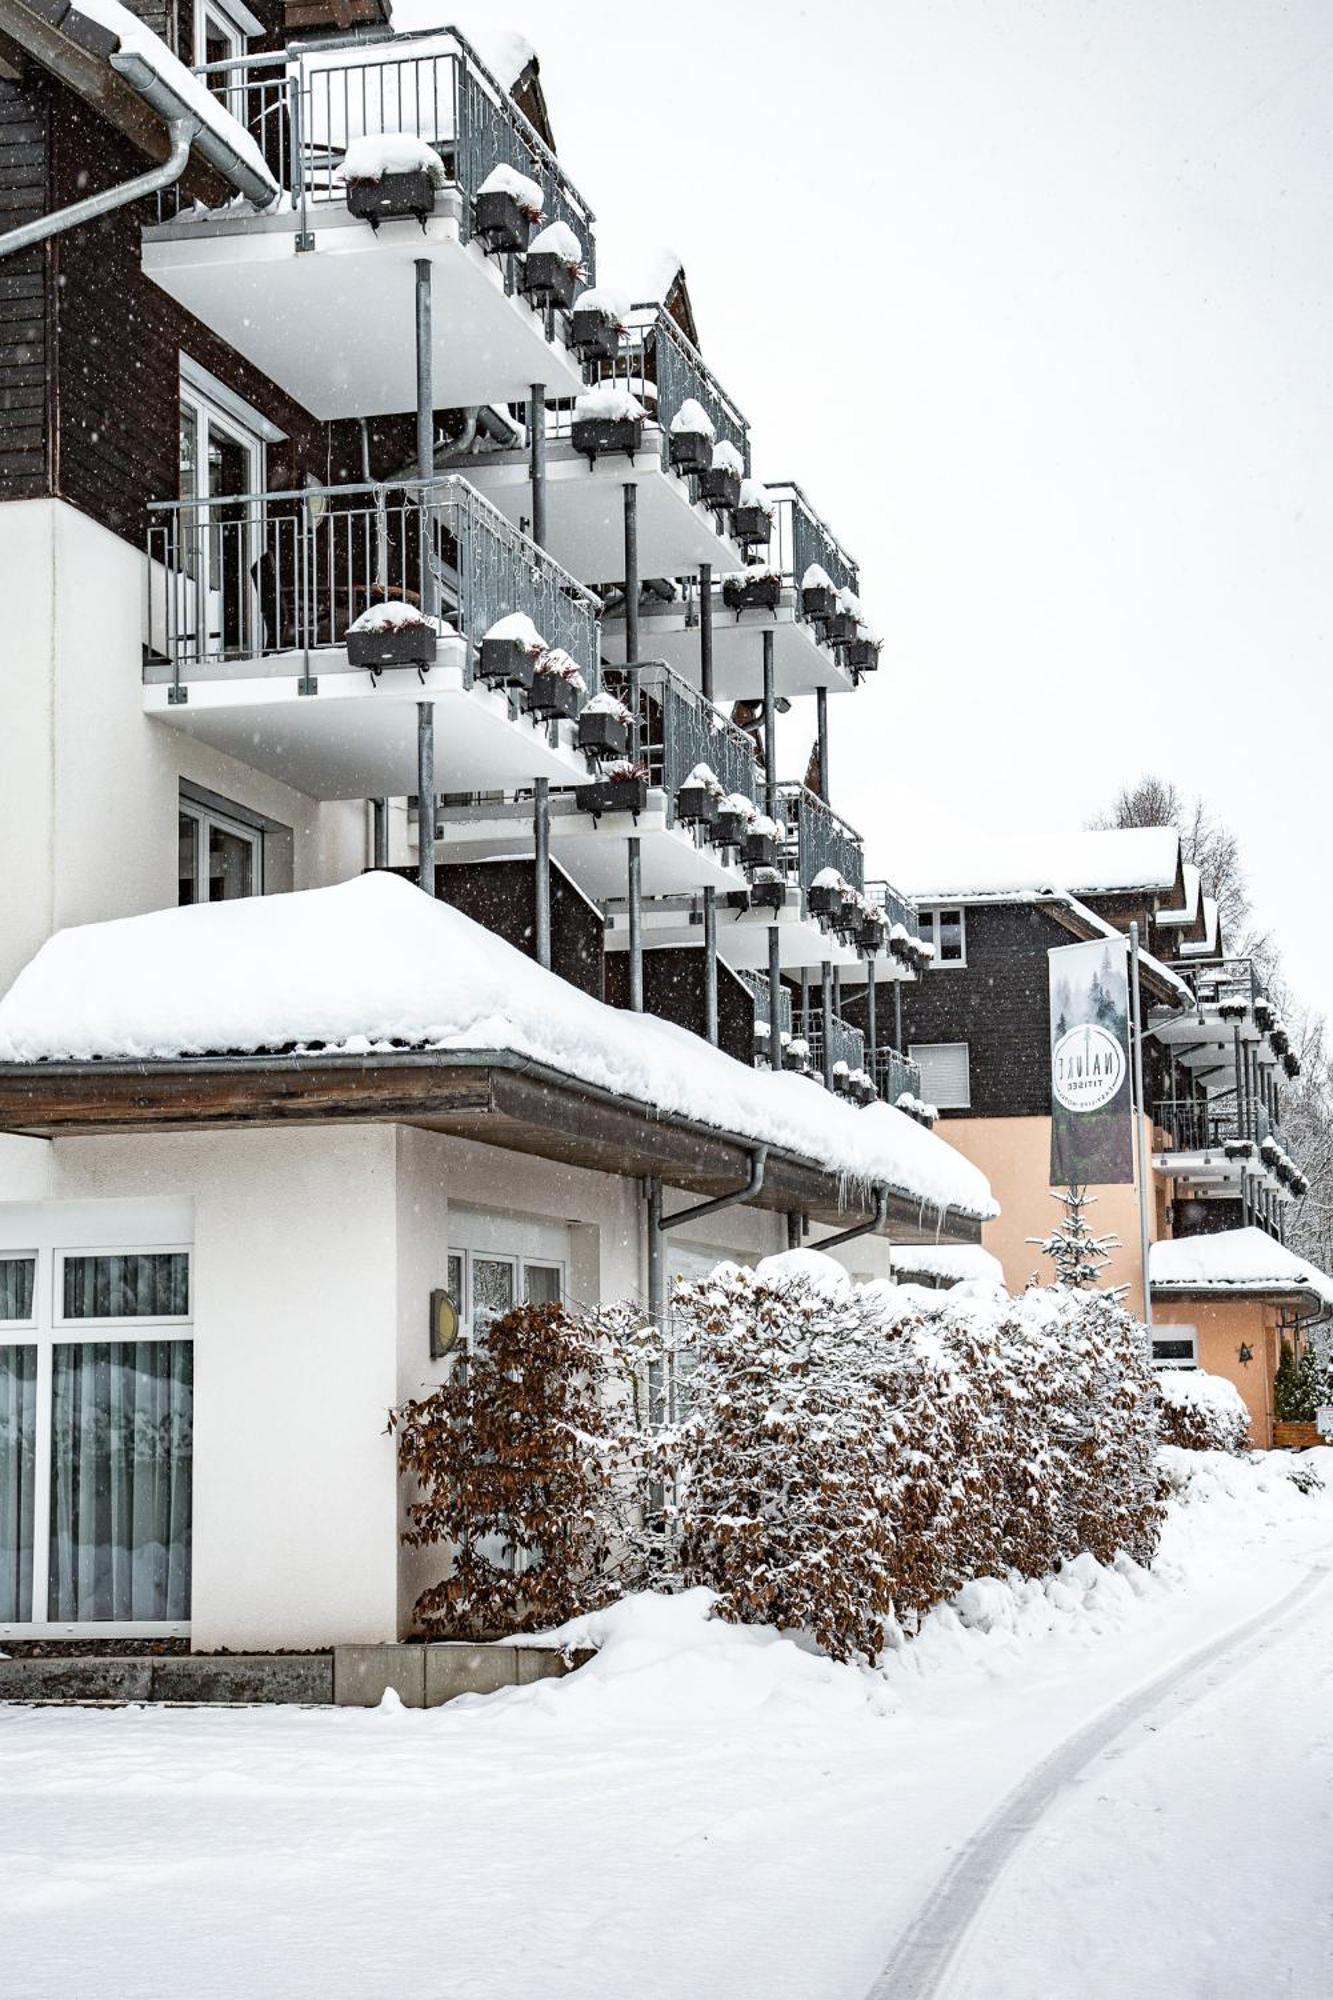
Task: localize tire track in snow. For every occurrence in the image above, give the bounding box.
[866,1563,1331,2000]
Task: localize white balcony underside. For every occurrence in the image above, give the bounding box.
[451,439,744,583]
[601,897,879,975]
[432,795,748,900]
[144,653,590,800]
[1151,1012,1266,1051]
[141,202,583,417]
[600,596,854,701]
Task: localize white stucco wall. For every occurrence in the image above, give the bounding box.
[0,499,367,998]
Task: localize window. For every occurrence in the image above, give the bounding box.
[179,794,264,906]
[179,369,266,661]
[910,1042,971,1110]
[922,907,966,968]
[444,1247,567,1351]
[1152,1331,1198,1369]
[193,0,260,113]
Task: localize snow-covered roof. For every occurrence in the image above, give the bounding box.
[1057,895,1192,1004]
[1179,896,1221,958]
[900,827,1182,904]
[1157,862,1202,927]
[1151,1229,1333,1312]
[889,1243,1007,1288]
[0,876,996,1225]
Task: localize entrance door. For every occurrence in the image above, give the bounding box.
[179,382,264,662]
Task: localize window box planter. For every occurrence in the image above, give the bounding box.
[730,503,772,546]
[479,635,540,689]
[577,708,630,759]
[843,638,880,673]
[823,610,858,646]
[831,1064,852,1097]
[722,571,782,615]
[676,783,719,826]
[1284,1051,1301,1080]
[346,169,438,229]
[807,880,844,920]
[570,414,644,461]
[712,805,751,847]
[801,579,838,623]
[857,915,887,955]
[743,830,781,870]
[575,774,649,819]
[568,305,623,362]
[697,464,742,512]
[473,188,537,255]
[669,425,713,477]
[748,877,785,913]
[520,251,581,312]
[527,668,584,721]
[346,620,438,671]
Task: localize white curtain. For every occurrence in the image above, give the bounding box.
[0,1345,36,1622]
[48,1342,193,1623]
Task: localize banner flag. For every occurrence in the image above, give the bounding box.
[1048,936,1134,1186]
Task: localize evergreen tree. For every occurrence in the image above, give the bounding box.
[1273,1336,1332,1423]
[1027,1185,1124,1290]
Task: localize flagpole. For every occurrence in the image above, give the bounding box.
[1129,922,1154,1328]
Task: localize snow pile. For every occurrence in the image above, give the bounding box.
[890,1242,1006,1288]
[346,599,447,635]
[582,690,633,724]
[476,161,543,216]
[899,825,1182,903]
[483,610,545,652]
[710,440,745,477]
[669,397,716,440]
[1156,1368,1250,1453]
[736,479,773,517]
[572,284,630,328]
[338,133,448,187]
[527,220,584,272]
[0,875,996,1223]
[1151,1227,1333,1311]
[801,562,834,592]
[573,385,645,423]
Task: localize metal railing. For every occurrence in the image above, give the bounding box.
[737,969,793,1043]
[1155,1096,1290,1160]
[1170,957,1265,1016]
[873,1046,923,1106]
[171,28,596,272]
[794,1008,866,1077]
[865,879,922,940]
[765,482,859,595]
[605,661,760,807]
[551,306,748,472]
[777,783,865,903]
[146,475,601,694]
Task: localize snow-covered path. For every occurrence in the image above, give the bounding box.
[2,1451,1331,2000]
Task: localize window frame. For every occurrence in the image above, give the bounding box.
[921,905,967,969]
[909,1040,972,1111]
[1151,1329,1199,1370]
[179,793,265,906]
[444,1247,567,1352]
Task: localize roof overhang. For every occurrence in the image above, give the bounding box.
[1152,1279,1328,1321]
[0,1049,984,1245]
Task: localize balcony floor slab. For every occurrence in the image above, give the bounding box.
[432,795,748,901]
[601,897,872,974]
[601,592,854,701]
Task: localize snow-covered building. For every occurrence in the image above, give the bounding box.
[0,4,986,1646]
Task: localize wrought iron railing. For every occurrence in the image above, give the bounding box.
[146,475,601,694]
[172,29,596,271]
[865,879,922,940]
[874,1046,923,1106]
[550,306,748,472]
[795,1008,866,1077]
[765,482,859,595]
[605,661,760,807]
[777,783,865,903]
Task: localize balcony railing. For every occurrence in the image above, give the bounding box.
[605,661,760,807]
[551,306,748,473]
[737,969,793,1043]
[873,1046,923,1107]
[146,476,601,696]
[176,28,595,272]
[1155,1097,1289,1159]
[765,483,859,596]
[865,879,922,940]
[777,783,865,903]
[1171,957,1265,1017]
[795,1008,866,1078]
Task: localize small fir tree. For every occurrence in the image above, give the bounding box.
[1027,1184,1123,1290]
[1273,1336,1331,1423]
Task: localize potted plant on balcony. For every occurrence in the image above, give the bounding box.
[748,867,786,912]
[577,689,634,760]
[571,384,646,461]
[338,134,447,230]
[831,1059,852,1097]
[722,563,783,615]
[850,1069,878,1107]
[730,479,774,550]
[473,162,544,254]
[807,866,847,921]
[346,597,443,671]
[520,220,586,311]
[800,563,838,625]
[677,762,723,826]
[575,757,650,820]
[857,907,888,956]
[668,398,717,478]
[697,439,744,513]
[821,585,861,648]
[568,284,630,363]
[1284,1050,1301,1080]
[526,649,587,720]
[843,630,881,674]
[888,921,915,965]
[712,791,756,848]
[480,611,547,689]
[743,812,784,871]
[785,1035,811,1073]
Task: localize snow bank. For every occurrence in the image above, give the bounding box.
[0,875,996,1223]
[1151,1227,1333,1310]
[1156,1367,1250,1453]
[338,133,447,186]
[669,397,716,440]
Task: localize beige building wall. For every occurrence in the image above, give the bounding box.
[1153,1296,1283,1448]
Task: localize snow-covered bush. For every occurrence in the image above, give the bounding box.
[1156,1367,1250,1453]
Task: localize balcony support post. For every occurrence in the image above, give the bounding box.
[628,837,643,1012]
[866,961,878,1085]
[372,799,388,871]
[623,483,640,663]
[415,257,435,618]
[529,384,547,548]
[768,925,783,1070]
[1232,1024,1250,1226]
[1129,922,1153,1327]
[762,628,777,822]
[787,1213,803,1250]
[703,887,719,1046]
[821,961,834,1090]
[699,560,714,705]
[894,978,904,1054]
[816,686,829,801]
[534,778,551,970]
[416,702,435,895]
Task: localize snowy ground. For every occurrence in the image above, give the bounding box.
[3,1450,1331,2000]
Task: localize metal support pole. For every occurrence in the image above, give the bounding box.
[628,837,643,1012]
[767,925,783,1070]
[866,961,878,1085]
[1233,1023,1250,1226]
[416,703,435,894]
[895,979,904,1054]
[786,1213,803,1250]
[821,960,834,1090]
[623,483,640,664]
[372,799,388,870]
[529,384,546,548]
[415,258,435,619]
[699,561,714,705]
[646,1178,664,1322]
[703,887,719,1046]
[762,628,777,822]
[534,778,551,969]
[1129,923,1153,1327]
[815,686,829,801]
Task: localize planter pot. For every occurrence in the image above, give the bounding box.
[697,465,742,511]
[801,581,838,623]
[823,611,858,646]
[857,918,886,955]
[527,671,583,721]
[473,189,535,255]
[575,776,649,818]
[843,638,880,672]
[1274,1421,1321,1450]
[577,710,629,759]
[669,428,713,478]
[479,636,539,689]
[347,623,437,670]
[743,831,780,870]
[346,171,438,229]
[832,1069,852,1096]
[807,883,843,920]
[889,935,914,965]
[712,808,750,847]
[730,503,772,546]
[749,879,785,912]
[568,307,622,362]
[1284,1052,1301,1080]
[722,574,782,615]
[571,415,644,461]
[676,784,719,826]
[520,253,579,311]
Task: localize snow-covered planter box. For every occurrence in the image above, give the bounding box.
[843,636,881,673]
[807,868,846,920]
[747,867,786,912]
[1156,1367,1250,1454]
[730,479,774,548]
[526,650,586,721]
[857,910,888,955]
[823,609,858,646]
[800,563,838,624]
[472,163,544,254]
[577,690,632,759]
[676,762,722,826]
[711,793,755,847]
[345,599,439,670]
[340,134,446,229]
[743,815,784,871]
[568,285,629,363]
[784,1035,810,1071]
[697,439,744,512]
[575,759,649,819]
[1283,1050,1301,1080]
[850,1068,878,1107]
[668,397,717,478]
[722,565,782,615]
[570,384,645,461]
[479,611,546,689]
[520,221,585,311]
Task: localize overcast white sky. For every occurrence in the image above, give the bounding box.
[421,1,1332,1011]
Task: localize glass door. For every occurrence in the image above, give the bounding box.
[180,382,263,663]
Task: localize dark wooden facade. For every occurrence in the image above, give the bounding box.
[430,858,605,1003]
[604,946,755,1070]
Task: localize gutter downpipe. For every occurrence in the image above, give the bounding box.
[817,1184,890,1249]
[0,115,197,260]
[644,1145,767,1427]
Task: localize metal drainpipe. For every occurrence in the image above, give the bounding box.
[703,886,719,1045]
[628,838,643,1011]
[767,925,783,1070]
[623,484,639,664]
[866,960,878,1085]
[529,385,546,547]
[534,778,551,969]
[371,799,388,870]
[816,686,829,800]
[895,977,904,1054]
[762,629,777,821]
[699,561,714,705]
[1233,1023,1250,1226]
[644,1148,768,1421]
[415,257,436,891]
[786,1213,803,1249]
[0,116,197,260]
[818,1186,890,1249]
[821,961,834,1089]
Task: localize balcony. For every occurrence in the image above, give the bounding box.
[1155,957,1302,1083]
[794,1006,867,1091]
[778,783,864,908]
[1153,1098,1302,1201]
[144,475,601,799]
[736,968,794,1069]
[141,31,593,413]
[873,1046,924,1109]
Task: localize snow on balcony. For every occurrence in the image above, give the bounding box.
[1150,1229,1333,1311]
